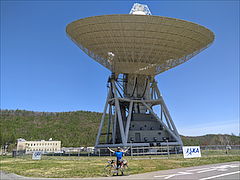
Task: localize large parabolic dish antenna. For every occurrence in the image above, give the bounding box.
[67,14,214,76]
[66,3,214,148]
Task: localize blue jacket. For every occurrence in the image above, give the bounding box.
[114,151,124,160]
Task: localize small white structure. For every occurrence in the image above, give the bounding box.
[62,147,84,153]
[86,147,95,153]
[16,138,61,154]
[129,3,152,15]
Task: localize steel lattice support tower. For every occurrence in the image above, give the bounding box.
[95,74,183,148]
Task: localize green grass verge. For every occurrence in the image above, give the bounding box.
[1,153,240,178]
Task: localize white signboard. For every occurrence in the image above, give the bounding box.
[32,151,42,160]
[182,146,201,158]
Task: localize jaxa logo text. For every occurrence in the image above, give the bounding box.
[186,147,200,156]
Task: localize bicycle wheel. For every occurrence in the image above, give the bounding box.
[121,164,129,176]
[104,165,114,177]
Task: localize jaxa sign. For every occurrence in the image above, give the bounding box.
[32,151,42,160]
[182,146,201,158]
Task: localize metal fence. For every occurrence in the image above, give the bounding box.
[201,145,240,150]
[97,145,240,158]
[10,145,240,158]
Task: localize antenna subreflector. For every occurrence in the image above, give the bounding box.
[129,3,152,15]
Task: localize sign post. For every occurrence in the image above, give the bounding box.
[32,151,42,160]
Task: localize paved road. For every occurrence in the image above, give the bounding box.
[1,161,239,180]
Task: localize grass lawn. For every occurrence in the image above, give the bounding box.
[1,153,240,178]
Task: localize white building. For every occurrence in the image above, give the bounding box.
[17,138,61,154]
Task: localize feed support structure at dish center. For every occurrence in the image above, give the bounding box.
[66,4,214,148]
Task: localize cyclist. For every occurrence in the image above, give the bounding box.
[107,147,129,171]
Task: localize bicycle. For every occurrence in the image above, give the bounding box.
[104,159,128,176]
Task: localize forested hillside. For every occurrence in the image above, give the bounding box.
[1,110,239,149]
[181,134,240,146]
[0,110,101,147]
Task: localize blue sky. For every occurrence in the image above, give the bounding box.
[1,1,239,136]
